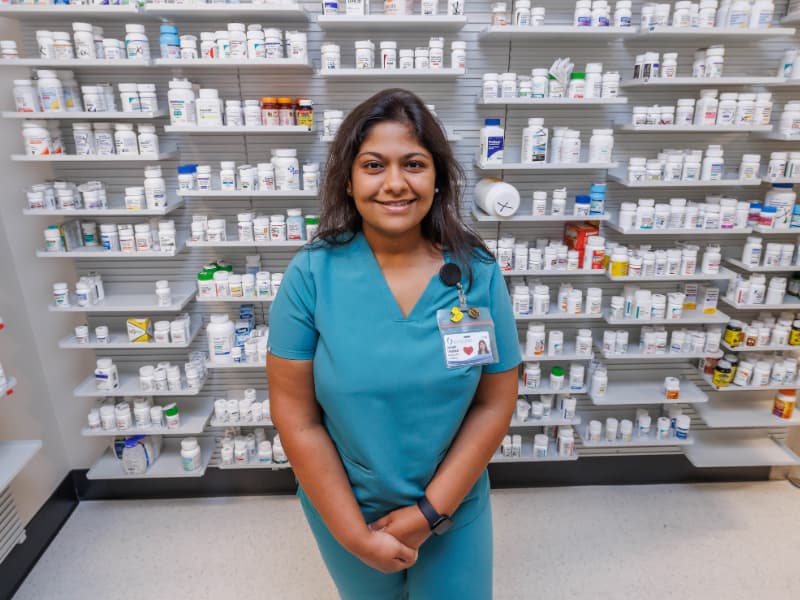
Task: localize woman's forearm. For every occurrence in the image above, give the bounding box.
[278,420,372,553]
[424,369,518,516]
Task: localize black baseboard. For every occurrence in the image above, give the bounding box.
[0,474,78,600]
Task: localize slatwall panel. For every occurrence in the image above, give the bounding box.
[0,488,25,566]
[4,0,799,473]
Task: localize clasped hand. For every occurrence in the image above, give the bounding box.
[352,505,433,574]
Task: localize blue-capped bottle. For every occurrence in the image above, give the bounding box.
[159,24,181,60]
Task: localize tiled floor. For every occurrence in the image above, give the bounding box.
[14,481,800,599]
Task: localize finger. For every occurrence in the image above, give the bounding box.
[394,542,418,564]
[371,516,390,531]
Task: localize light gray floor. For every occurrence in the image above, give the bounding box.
[14,481,800,600]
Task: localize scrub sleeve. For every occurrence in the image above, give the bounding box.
[268,234,521,599]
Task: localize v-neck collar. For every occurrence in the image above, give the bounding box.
[355,231,445,322]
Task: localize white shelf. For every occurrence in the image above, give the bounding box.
[74,373,205,398]
[195,295,273,304]
[608,174,761,187]
[724,258,800,273]
[36,244,184,259]
[631,26,796,40]
[720,296,800,311]
[606,268,734,282]
[480,25,638,41]
[782,12,800,25]
[579,433,694,448]
[210,416,273,428]
[59,321,201,350]
[23,200,185,217]
[518,381,587,396]
[0,58,150,68]
[320,131,462,142]
[177,190,316,198]
[0,5,139,20]
[48,284,194,313]
[164,125,312,134]
[87,437,214,480]
[600,349,723,361]
[684,431,800,467]
[318,68,464,79]
[516,310,604,323]
[0,441,42,491]
[605,220,752,235]
[1,377,17,397]
[475,161,617,171]
[205,360,264,370]
[12,151,176,162]
[752,132,800,141]
[490,441,578,463]
[143,3,308,21]
[471,208,610,223]
[218,459,291,471]
[761,178,800,185]
[621,77,785,88]
[695,395,800,428]
[590,375,708,406]
[186,240,306,248]
[618,124,772,133]
[1,110,167,120]
[509,412,582,428]
[153,58,312,69]
[81,401,212,437]
[700,373,800,393]
[318,15,467,31]
[720,341,800,353]
[520,346,594,362]
[604,309,730,326]
[501,269,605,278]
[478,97,629,106]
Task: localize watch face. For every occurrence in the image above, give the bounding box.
[433,517,453,535]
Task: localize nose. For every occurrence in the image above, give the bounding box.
[381,163,409,196]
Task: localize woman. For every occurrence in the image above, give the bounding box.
[267,88,520,599]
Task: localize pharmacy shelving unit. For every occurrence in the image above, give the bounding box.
[720,341,800,353]
[0,58,151,68]
[217,459,292,471]
[490,441,578,464]
[695,395,800,428]
[589,375,708,406]
[317,15,467,31]
[605,220,753,236]
[515,310,604,323]
[724,258,800,273]
[0,4,139,20]
[509,412,582,428]
[205,361,265,371]
[177,190,317,199]
[475,161,618,171]
[579,433,694,448]
[502,270,605,278]
[11,151,177,162]
[320,131,463,142]
[0,378,17,397]
[751,131,800,142]
[520,345,594,364]
[700,373,800,393]
[599,349,723,362]
[782,12,800,25]
[86,437,215,480]
[471,208,610,223]
[48,284,195,314]
[480,25,639,42]
[629,26,796,41]
[164,125,312,135]
[684,431,800,467]
[604,310,731,326]
[36,245,186,259]
[761,178,800,186]
[318,68,465,79]
[59,321,202,350]
[720,296,800,312]
[608,174,762,187]
[620,76,786,88]
[0,441,42,492]
[605,269,735,283]
[186,240,306,249]
[1,110,168,121]
[23,199,186,217]
[518,381,587,396]
[152,58,313,70]
[141,3,309,21]
[478,97,629,108]
[81,400,213,438]
[73,373,206,399]
[195,296,274,304]
[617,124,773,133]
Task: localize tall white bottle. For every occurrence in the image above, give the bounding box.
[521,117,548,163]
[480,118,505,165]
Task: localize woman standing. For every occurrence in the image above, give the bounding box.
[267,88,520,599]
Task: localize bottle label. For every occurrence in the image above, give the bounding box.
[484,135,504,162]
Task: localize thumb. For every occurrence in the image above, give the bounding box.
[393,540,418,564]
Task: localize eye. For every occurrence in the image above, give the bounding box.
[406,160,426,169]
[364,161,383,170]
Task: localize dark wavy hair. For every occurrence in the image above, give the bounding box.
[315,88,492,288]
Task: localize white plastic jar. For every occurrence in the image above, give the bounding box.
[73,122,95,155]
[125,24,150,60]
[588,129,614,163]
[73,22,96,59]
[93,122,114,155]
[321,43,340,70]
[144,165,167,209]
[228,23,247,59]
[36,70,65,112]
[137,124,159,155]
[451,41,466,69]
[138,83,157,113]
[114,123,139,155]
[355,40,374,70]
[118,83,139,113]
[273,149,300,191]
[380,41,397,69]
[22,121,51,156]
[428,39,443,69]
[168,78,196,125]
[415,47,429,69]
[14,80,39,113]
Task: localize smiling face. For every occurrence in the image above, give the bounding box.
[349,120,437,240]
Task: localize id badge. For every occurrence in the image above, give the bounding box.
[436,307,499,369]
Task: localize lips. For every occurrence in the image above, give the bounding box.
[374,199,417,207]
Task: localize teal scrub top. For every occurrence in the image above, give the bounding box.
[268,231,521,526]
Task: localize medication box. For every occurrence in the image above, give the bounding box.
[683,283,698,310]
[699,286,720,314]
[564,222,600,268]
[127,317,152,342]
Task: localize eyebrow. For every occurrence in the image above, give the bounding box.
[356,151,431,160]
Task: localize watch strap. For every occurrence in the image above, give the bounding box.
[417,495,452,535]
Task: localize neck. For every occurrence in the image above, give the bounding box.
[362,223,430,262]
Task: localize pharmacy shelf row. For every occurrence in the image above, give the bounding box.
[474,161,618,172]
[598,349,723,362]
[720,295,800,312]
[2,110,167,121]
[490,441,578,464]
[36,244,185,259]
[477,97,629,107]
[0,3,308,21]
[501,270,605,278]
[617,124,773,133]
[579,433,694,448]
[86,437,215,480]
[210,415,274,429]
[509,412,583,428]
[0,58,312,70]
[604,221,753,236]
[81,400,213,438]
[164,125,312,134]
[59,321,202,350]
[1,377,17,397]
[518,381,587,396]
[608,174,762,188]
[695,394,800,428]
[604,310,730,326]
[520,344,594,363]
[319,130,462,142]
[724,258,800,273]
[0,440,42,491]
[699,372,800,393]
[24,198,185,217]
[318,68,464,79]
[206,360,264,371]
[73,373,206,399]
[48,285,195,314]
[177,190,316,198]
[186,240,306,249]
[471,209,610,223]
[590,375,708,406]
[11,151,176,162]
[621,77,791,88]
[606,269,734,283]
[195,295,274,304]
[480,25,796,42]
[720,341,800,353]
[684,431,800,467]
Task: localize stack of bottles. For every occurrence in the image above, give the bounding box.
[508,281,604,318]
[727,274,789,306]
[630,90,773,127]
[135,358,204,393]
[631,46,731,80]
[219,430,288,467]
[626,146,759,183]
[724,313,800,349]
[197,262,284,300]
[323,0,465,16]
[322,37,464,70]
[482,64,620,101]
[32,22,151,61]
[640,1,775,29]
[607,283,720,321]
[190,210,318,244]
[213,389,271,425]
[475,181,607,218]
[521,359,586,393]
[740,236,800,268]
[616,197,754,231]
[86,398,184,433]
[607,243,722,277]
[765,151,800,180]
[573,1,634,27]
[585,410,691,444]
[43,219,178,255]
[206,306,269,365]
[159,24,307,62]
[709,354,799,389]
[600,326,723,356]
[176,156,317,193]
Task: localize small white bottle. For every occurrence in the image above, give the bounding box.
[480,118,505,165]
[196,88,223,126]
[520,117,547,163]
[694,89,719,125]
[137,125,160,156]
[144,165,167,209]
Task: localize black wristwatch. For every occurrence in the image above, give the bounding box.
[417,495,453,535]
